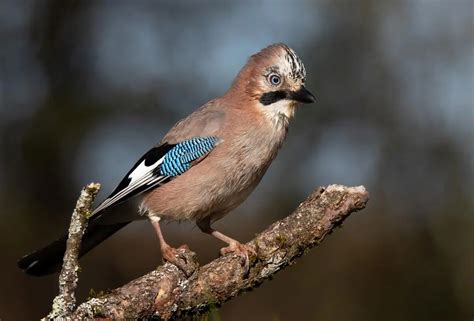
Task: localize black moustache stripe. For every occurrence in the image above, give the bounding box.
[259,90,287,105]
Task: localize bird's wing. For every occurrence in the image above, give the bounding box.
[91,136,219,217]
[162,100,226,144]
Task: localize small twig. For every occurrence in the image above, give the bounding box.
[69,184,369,320]
[45,182,101,319]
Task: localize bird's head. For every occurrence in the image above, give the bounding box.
[229,43,315,120]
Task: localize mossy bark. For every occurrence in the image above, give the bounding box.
[46,182,101,319]
[69,184,368,320]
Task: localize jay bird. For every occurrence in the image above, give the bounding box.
[18,43,315,276]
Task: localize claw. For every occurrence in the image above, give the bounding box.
[219,241,255,275]
[161,244,198,277]
[178,244,189,250]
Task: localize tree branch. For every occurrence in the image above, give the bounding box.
[66,184,368,320]
[46,182,101,319]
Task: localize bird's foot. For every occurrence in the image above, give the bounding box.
[219,241,255,275]
[161,244,198,277]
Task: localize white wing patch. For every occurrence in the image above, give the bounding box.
[128,157,163,184]
[92,155,167,215]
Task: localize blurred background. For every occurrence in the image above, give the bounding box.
[1,0,473,320]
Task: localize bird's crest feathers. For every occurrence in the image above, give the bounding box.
[253,43,306,82]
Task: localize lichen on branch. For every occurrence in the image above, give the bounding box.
[46,182,101,319]
[66,184,368,320]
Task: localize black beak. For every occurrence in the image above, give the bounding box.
[289,86,316,104]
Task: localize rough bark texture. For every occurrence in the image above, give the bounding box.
[68,184,369,320]
[46,182,101,319]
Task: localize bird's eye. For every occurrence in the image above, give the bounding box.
[268,73,281,86]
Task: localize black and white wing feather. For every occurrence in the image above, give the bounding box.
[91,137,219,217]
[91,143,175,215]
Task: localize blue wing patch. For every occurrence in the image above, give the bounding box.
[160,137,218,176]
[91,137,218,217]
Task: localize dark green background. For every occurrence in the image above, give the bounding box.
[1,1,472,320]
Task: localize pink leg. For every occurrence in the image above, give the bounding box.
[149,217,189,267]
[197,218,254,272]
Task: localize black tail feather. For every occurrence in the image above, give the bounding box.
[18,222,130,276]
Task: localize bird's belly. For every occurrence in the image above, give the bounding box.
[141,123,286,222]
[141,159,266,222]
